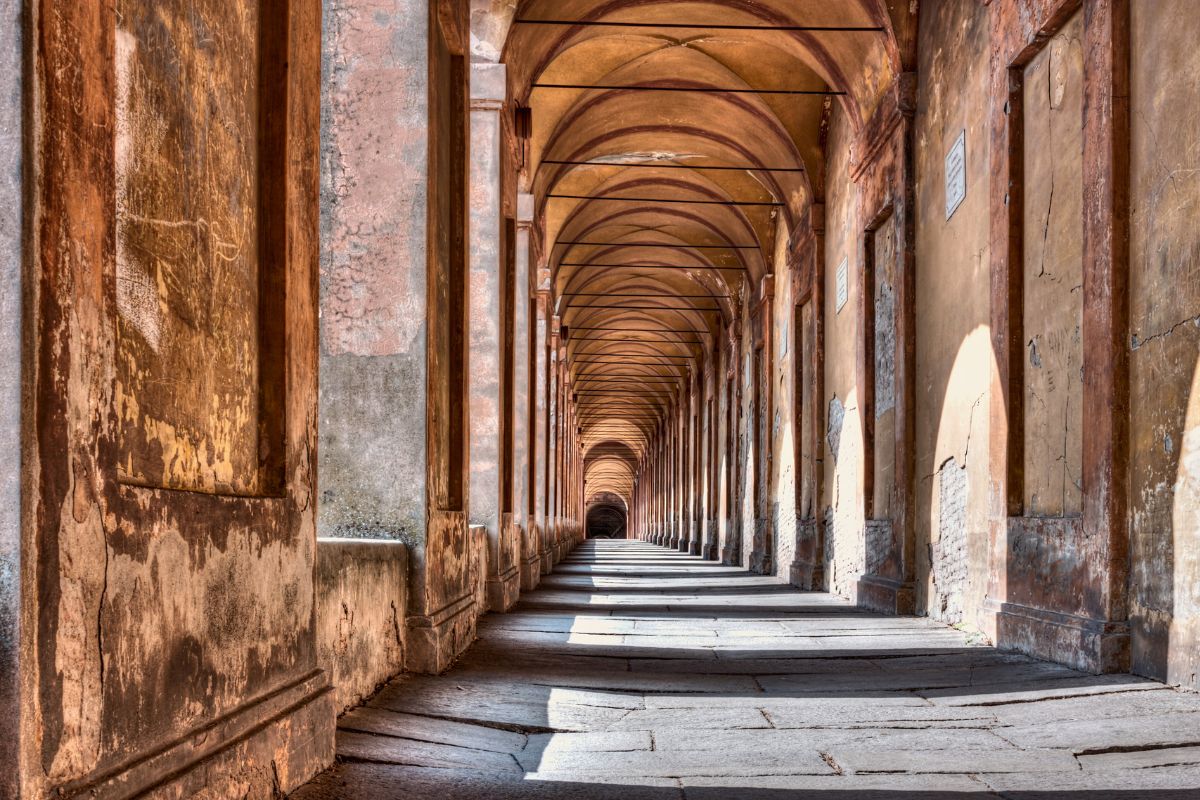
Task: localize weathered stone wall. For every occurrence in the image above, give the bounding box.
[316,540,408,714]
[24,2,333,797]
[0,0,22,791]
[822,105,866,600]
[911,0,993,629]
[114,0,273,497]
[1128,0,1200,690]
[319,0,430,542]
[1020,10,1085,519]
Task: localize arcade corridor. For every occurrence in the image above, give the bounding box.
[3,0,1200,798]
[296,540,1200,798]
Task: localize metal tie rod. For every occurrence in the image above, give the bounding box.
[532,83,843,96]
[542,159,805,173]
[556,241,759,250]
[563,262,748,272]
[512,19,885,32]
[548,193,781,207]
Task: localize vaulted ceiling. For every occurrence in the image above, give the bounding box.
[495,0,912,506]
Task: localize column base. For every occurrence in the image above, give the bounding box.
[789,559,825,590]
[856,574,916,615]
[487,566,521,612]
[749,516,773,575]
[521,556,541,591]
[703,542,719,561]
[407,591,479,674]
[992,599,1131,674]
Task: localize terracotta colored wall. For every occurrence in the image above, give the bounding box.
[1020,11,1085,519]
[25,2,332,796]
[1128,0,1200,690]
[911,0,993,627]
[114,0,273,497]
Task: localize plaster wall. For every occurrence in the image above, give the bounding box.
[1128,0,1200,690]
[0,0,22,791]
[316,540,408,714]
[319,0,430,543]
[911,0,993,628]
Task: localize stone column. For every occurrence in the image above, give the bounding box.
[468,62,519,612]
[722,321,743,565]
[545,318,560,571]
[675,401,686,549]
[751,277,775,575]
[691,372,705,555]
[558,337,571,555]
[514,195,538,590]
[322,0,475,674]
[531,286,550,582]
[680,389,694,553]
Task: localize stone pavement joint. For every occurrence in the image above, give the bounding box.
[292,540,1200,798]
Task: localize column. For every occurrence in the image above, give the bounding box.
[532,286,550,581]
[514,195,538,591]
[544,317,559,572]
[468,61,519,611]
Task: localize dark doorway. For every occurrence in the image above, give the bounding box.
[586,497,627,539]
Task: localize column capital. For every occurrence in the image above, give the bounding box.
[470,62,507,111]
[517,192,535,226]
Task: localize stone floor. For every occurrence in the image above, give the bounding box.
[293,540,1200,799]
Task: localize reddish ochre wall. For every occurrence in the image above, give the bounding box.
[1128,0,1200,690]
[911,0,993,628]
[24,2,333,796]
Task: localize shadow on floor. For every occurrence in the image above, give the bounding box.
[291,541,1200,799]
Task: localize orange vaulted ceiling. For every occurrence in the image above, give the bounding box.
[500,0,906,504]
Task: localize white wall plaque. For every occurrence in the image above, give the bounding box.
[945,130,967,220]
[835,257,848,313]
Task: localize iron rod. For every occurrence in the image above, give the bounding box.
[548,193,780,207]
[566,304,720,311]
[512,19,884,33]
[556,241,759,250]
[541,159,805,173]
[532,82,842,96]
[561,261,747,272]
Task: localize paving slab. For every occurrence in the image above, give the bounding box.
[293,540,1200,798]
